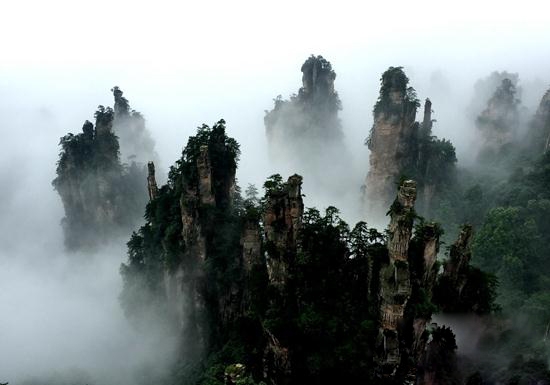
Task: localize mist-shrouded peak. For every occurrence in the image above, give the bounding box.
[111,86,158,166]
[469,71,521,118]
[53,91,153,251]
[476,77,521,157]
[263,55,358,216]
[265,55,343,142]
[299,55,340,115]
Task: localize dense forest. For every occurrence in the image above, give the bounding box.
[50,58,550,385]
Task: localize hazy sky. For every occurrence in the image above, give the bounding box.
[2,0,549,191]
[0,1,549,383]
[3,0,549,219]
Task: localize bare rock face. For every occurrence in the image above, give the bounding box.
[408,223,442,368]
[197,145,215,205]
[377,180,417,374]
[365,67,420,220]
[260,174,304,384]
[442,225,473,296]
[167,123,239,355]
[364,67,456,221]
[476,78,520,156]
[375,181,450,382]
[241,218,262,273]
[147,161,159,201]
[387,180,417,262]
[263,174,304,290]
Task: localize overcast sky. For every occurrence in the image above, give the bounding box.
[2,0,549,189]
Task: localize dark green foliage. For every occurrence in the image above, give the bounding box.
[433,267,499,314]
[422,137,457,185]
[418,326,459,385]
[118,118,502,384]
[284,207,383,383]
[471,152,550,322]
[373,66,420,116]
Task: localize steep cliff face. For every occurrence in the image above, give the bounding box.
[122,120,244,373]
[260,175,304,384]
[364,67,456,221]
[263,174,304,290]
[175,121,240,351]
[374,180,458,383]
[376,180,417,374]
[365,68,420,219]
[408,222,441,364]
[433,224,497,314]
[476,78,520,158]
[53,101,148,250]
[443,225,473,293]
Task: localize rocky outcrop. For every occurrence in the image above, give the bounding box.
[147,161,159,201]
[241,218,262,273]
[442,225,473,296]
[365,68,419,220]
[476,78,520,157]
[53,102,148,250]
[409,223,442,369]
[364,67,456,220]
[377,180,417,374]
[260,174,304,384]
[263,174,304,290]
[375,181,450,382]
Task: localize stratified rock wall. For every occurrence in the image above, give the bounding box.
[364,67,456,221]
[376,180,417,374]
[263,175,304,290]
[409,223,441,367]
[442,225,473,296]
[147,161,159,201]
[261,174,304,385]
[365,68,419,220]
